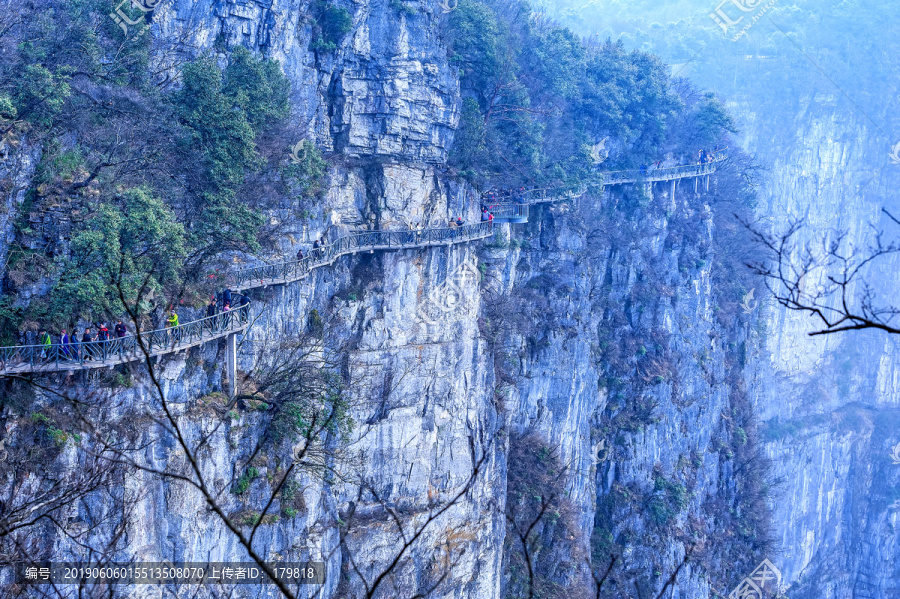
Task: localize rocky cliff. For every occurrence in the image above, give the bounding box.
[0,1,777,598]
[735,91,900,598]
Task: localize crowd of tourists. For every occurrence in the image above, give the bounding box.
[33,320,131,363]
[295,235,328,263]
[25,288,250,364]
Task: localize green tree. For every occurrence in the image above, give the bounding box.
[450,98,487,177]
[223,46,291,131]
[310,2,353,52]
[173,49,291,254]
[447,1,681,187]
[53,187,186,320]
[691,93,737,148]
[448,1,506,100]
[12,65,71,128]
[578,40,681,165]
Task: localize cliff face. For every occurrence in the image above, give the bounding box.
[535,0,900,590]
[154,0,458,162]
[735,93,900,598]
[0,3,775,599]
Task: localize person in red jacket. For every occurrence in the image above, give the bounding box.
[97,323,111,358]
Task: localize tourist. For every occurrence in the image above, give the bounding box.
[97,323,110,358]
[81,328,95,361]
[115,320,128,338]
[167,310,179,328]
[39,328,51,360]
[59,329,70,358]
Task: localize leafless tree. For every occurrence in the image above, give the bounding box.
[744,209,900,336]
[0,378,135,599]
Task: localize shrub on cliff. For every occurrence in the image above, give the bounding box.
[447,0,683,190]
[310,1,353,52]
[52,186,186,320]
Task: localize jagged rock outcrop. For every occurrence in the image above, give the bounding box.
[155,0,458,163]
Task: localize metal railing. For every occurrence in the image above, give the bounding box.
[485,203,529,221]
[230,221,494,290]
[480,154,727,212]
[601,153,727,185]
[0,303,251,375]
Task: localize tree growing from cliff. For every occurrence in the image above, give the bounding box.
[745,209,900,336]
[504,433,584,599]
[50,186,187,322]
[447,0,683,190]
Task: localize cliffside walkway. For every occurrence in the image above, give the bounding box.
[0,305,251,375]
[489,154,726,223]
[229,221,494,291]
[0,154,726,377]
[601,155,725,185]
[0,222,493,377]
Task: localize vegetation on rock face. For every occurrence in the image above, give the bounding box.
[50,187,186,321]
[310,1,353,53]
[447,0,717,191]
[0,3,323,337]
[504,434,582,599]
[172,50,275,256]
[282,140,328,199]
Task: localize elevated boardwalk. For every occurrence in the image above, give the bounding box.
[230,222,493,291]
[0,305,251,375]
[601,156,725,185]
[487,155,726,223]
[0,223,493,377]
[0,154,726,377]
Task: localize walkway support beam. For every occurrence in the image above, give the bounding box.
[226,332,237,398]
